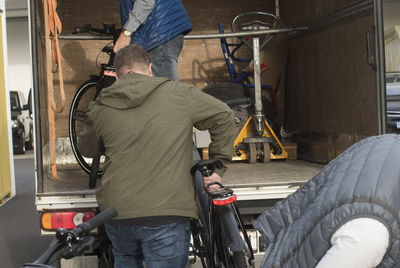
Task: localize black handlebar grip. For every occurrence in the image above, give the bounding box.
[72,24,91,34]
[73,27,83,34]
[77,207,118,235]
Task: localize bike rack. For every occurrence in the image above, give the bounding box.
[59,27,308,41]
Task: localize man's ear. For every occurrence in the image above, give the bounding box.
[148,63,153,76]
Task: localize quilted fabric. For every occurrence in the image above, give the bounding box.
[120,0,192,51]
[253,134,400,268]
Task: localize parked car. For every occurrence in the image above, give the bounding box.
[10,90,33,154]
[386,72,400,133]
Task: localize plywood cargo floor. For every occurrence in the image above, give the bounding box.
[43,160,324,193]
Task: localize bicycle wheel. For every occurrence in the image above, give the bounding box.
[203,83,277,131]
[213,212,234,268]
[190,219,212,268]
[202,83,248,102]
[69,78,103,176]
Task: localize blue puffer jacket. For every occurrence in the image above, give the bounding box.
[120,0,192,51]
[253,134,400,267]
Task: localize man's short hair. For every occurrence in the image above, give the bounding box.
[114,44,151,77]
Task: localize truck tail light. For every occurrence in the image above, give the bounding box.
[212,195,237,206]
[41,211,95,231]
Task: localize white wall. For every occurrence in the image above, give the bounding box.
[6,17,30,100]
[1,0,17,200]
[384,2,400,31]
[384,1,400,72]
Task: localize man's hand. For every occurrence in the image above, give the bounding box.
[202,173,222,194]
[114,33,131,53]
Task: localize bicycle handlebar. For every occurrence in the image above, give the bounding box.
[72,23,121,37]
[73,207,118,237]
[73,24,92,34]
[23,208,118,267]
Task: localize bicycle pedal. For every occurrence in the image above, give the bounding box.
[62,235,95,259]
[188,255,197,264]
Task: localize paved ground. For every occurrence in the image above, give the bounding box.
[0,151,53,268]
[13,149,34,160]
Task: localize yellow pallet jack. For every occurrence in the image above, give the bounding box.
[226,12,288,163]
[232,114,288,163]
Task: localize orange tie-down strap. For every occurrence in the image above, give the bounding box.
[43,0,66,181]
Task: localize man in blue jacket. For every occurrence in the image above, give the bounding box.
[253,134,400,267]
[114,0,192,81]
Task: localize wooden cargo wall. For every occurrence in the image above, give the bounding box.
[51,0,379,162]
[35,0,52,179]
[54,0,275,138]
[279,0,378,161]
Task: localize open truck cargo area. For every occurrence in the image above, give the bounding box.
[30,0,386,265]
[36,160,323,210]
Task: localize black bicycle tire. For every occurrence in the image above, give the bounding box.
[213,214,233,268]
[202,82,248,102]
[191,219,213,268]
[69,78,101,176]
[193,196,213,268]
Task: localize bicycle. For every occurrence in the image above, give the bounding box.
[190,159,255,268]
[69,23,120,188]
[22,207,118,268]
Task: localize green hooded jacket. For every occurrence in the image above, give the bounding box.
[78,73,235,220]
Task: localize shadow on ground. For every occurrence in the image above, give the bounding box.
[0,157,53,267]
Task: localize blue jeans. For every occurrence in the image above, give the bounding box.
[148,34,184,81]
[105,222,190,268]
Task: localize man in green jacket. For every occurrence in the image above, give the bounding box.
[78,44,236,267]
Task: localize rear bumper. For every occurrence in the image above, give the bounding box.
[387,111,400,132]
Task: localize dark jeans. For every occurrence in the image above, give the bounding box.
[105,222,190,268]
[148,34,184,81]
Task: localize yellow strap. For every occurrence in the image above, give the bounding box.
[44,0,65,113]
[42,0,65,181]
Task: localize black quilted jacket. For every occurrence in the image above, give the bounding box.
[253,134,400,267]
